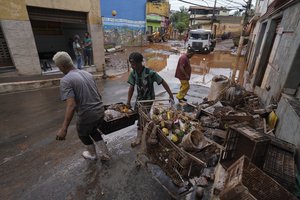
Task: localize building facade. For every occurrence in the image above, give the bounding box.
[246,0,300,147]
[101,0,147,46]
[189,6,241,37]
[0,0,105,75]
[146,0,170,34]
[203,16,243,37]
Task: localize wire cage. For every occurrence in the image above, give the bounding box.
[220,122,270,169]
[220,155,298,200]
[137,99,192,186]
[263,137,296,193]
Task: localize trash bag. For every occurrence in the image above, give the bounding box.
[104,109,124,120]
[207,75,229,101]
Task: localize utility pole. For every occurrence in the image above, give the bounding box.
[210,0,217,32]
[231,0,252,83]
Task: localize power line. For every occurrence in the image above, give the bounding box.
[177,0,245,10]
[221,0,245,6]
[217,0,236,7]
[178,0,210,7]
[177,0,243,10]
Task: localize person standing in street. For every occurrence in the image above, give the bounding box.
[183,28,190,48]
[126,52,174,147]
[73,35,83,69]
[175,48,195,102]
[83,32,93,66]
[53,51,110,161]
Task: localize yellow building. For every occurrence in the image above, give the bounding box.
[202,16,243,37]
[0,0,105,75]
[189,6,242,37]
[146,1,170,34]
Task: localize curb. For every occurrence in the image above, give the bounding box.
[0,78,61,94]
[0,71,128,94]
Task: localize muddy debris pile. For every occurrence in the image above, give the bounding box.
[138,100,220,199]
[138,82,298,199]
[200,84,297,199]
[104,45,129,73]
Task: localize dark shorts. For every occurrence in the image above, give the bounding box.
[76,119,104,145]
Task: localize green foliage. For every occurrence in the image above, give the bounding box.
[170,6,190,35]
[176,22,186,34]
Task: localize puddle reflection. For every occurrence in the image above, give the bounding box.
[143,50,245,76]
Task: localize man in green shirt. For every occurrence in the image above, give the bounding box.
[83,32,93,66]
[126,52,174,147]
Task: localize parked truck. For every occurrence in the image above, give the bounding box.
[187,29,216,54]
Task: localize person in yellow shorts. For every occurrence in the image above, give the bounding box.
[175,48,195,102]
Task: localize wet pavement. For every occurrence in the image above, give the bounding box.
[0,79,170,200]
[0,40,245,200]
[107,39,245,88]
[0,77,209,200]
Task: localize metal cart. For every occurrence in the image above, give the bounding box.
[136,99,207,199]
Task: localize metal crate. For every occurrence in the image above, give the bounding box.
[220,156,298,200]
[99,103,138,135]
[221,122,270,169]
[263,137,296,193]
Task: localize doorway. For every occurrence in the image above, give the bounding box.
[27,6,88,73]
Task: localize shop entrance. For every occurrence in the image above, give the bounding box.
[27,6,88,73]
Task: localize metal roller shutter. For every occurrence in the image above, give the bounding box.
[27,6,87,24]
[0,26,13,67]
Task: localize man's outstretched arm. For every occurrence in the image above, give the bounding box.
[126,85,134,108]
[162,80,174,101]
[56,98,76,140]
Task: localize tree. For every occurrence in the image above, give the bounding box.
[170,6,190,35]
[176,22,186,35]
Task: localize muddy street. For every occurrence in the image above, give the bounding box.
[106,40,245,86]
[0,40,240,200]
[1,0,300,198]
[0,78,173,200]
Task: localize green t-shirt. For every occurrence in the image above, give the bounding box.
[84,37,92,50]
[127,66,163,100]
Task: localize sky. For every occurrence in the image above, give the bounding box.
[169,0,256,12]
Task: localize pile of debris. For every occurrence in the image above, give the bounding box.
[137,100,219,199]
[104,45,129,75]
[104,103,134,121]
[193,78,297,199]
[137,75,298,199]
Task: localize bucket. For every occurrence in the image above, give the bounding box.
[179,129,206,152]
